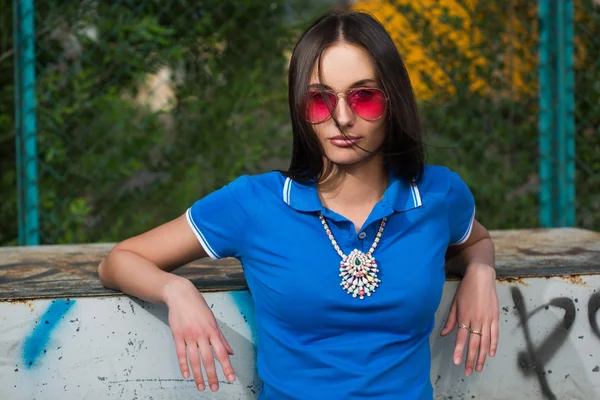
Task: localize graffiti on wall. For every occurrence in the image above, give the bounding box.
[511,287,600,400]
[3,280,600,400]
[21,299,75,369]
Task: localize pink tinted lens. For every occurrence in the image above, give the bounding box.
[306,91,337,123]
[348,89,386,120]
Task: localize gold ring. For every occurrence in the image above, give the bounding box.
[459,323,470,330]
[470,330,482,336]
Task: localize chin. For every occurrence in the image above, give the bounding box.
[324,148,369,166]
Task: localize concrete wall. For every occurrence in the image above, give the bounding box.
[2,276,599,400]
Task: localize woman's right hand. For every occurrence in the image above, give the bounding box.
[163,278,236,392]
[98,214,236,391]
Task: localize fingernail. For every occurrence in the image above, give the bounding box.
[228,374,236,382]
[454,357,460,365]
[210,384,218,392]
[197,383,205,391]
[466,368,473,376]
[476,365,483,372]
[490,351,495,357]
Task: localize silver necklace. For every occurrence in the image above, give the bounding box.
[318,212,387,300]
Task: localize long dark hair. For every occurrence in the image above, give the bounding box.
[282,11,425,184]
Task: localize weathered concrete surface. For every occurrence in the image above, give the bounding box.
[1,278,599,399]
[432,277,600,400]
[1,228,599,399]
[1,293,259,400]
[1,228,599,300]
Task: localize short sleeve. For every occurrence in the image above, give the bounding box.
[185,176,250,259]
[447,171,476,246]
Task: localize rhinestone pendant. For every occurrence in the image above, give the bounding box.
[338,249,381,300]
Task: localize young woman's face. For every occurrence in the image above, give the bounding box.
[308,42,387,167]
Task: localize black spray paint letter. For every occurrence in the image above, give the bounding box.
[511,287,576,400]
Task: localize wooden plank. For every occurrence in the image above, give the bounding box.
[1,228,599,300]
[487,228,600,277]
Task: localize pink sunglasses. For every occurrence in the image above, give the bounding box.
[304,87,388,124]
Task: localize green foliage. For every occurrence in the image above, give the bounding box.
[1,0,598,246]
[390,0,540,229]
[573,0,600,230]
[421,97,540,229]
[393,0,599,230]
[0,0,17,245]
[1,0,330,244]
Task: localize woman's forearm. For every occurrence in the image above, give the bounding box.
[445,237,495,277]
[98,249,191,305]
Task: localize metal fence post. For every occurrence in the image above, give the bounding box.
[538,0,576,227]
[13,0,40,245]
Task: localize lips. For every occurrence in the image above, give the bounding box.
[330,135,360,141]
[329,135,361,148]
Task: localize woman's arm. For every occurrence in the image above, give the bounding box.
[440,218,499,376]
[98,214,237,392]
[444,219,495,277]
[98,213,207,304]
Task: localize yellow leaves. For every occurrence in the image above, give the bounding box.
[352,0,537,102]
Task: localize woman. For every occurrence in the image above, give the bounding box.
[98,11,499,399]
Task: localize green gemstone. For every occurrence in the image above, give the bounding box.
[354,258,361,266]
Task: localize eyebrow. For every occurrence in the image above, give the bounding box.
[308,79,378,90]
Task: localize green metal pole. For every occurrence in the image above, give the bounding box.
[13,0,40,245]
[538,0,552,228]
[538,0,576,228]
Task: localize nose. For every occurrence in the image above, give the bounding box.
[334,94,355,127]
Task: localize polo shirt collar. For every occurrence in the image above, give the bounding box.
[282,172,423,213]
[282,177,323,212]
[384,171,423,212]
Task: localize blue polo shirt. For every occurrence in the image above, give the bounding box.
[186,165,475,399]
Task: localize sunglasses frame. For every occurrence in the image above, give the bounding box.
[303,87,389,124]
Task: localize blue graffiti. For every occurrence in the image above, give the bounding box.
[22,299,75,368]
[230,290,257,344]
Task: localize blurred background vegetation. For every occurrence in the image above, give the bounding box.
[1,0,598,246]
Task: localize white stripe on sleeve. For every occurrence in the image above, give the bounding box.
[185,208,220,259]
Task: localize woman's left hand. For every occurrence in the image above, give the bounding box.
[440,262,499,376]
